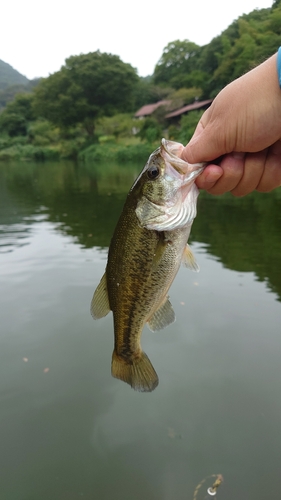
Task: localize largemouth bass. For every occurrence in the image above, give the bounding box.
[91,139,205,392]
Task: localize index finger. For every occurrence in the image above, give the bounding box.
[195,164,223,190]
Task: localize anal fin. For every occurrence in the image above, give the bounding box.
[147,297,175,332]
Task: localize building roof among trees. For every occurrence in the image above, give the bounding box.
[165,99,213,118]
[134,99,213,120]
[134,100,171,118]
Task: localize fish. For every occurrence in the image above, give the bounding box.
[91,139,205,392]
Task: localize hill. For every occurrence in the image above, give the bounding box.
[0,59,29,90]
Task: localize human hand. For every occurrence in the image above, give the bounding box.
[181,54,281,195]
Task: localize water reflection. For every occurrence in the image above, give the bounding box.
[1,160,281,298]
[1,160,281,500]
[194,191,281,299]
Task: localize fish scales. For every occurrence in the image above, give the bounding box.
[91,139,205,392]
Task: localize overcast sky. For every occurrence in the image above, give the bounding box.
[1,0,274,80]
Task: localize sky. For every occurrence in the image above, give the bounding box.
[0,0,274,80]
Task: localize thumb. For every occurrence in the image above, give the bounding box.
[181,121,223,164]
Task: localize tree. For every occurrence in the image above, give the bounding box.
[132,76,173,109]
[96,113,136,140]
[167,87,202,109]
[33,51,139,136]
[0,112,27,137]
[153,40,201,88]
[138,117,162,143]
[0,93,35,136]
[4,93,35,120]
[151,5,281,100]
[194,4,281,97]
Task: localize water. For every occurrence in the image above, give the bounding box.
[0,160,281,500]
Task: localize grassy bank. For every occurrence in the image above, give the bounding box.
[0,110,203,163]
[0,121,156,163]
[0,139,155,164]
[78,141,154,164]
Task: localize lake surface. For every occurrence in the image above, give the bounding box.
[0,159,281,500]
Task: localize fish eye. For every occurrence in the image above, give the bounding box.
[147,165,160,180]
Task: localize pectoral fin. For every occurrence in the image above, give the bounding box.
[182,244,199,272]
[147,297,175,332]
[151,233,169,270]
[90,272,111,319]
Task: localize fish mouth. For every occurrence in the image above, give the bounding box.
[161,139,186,175]
[161,138,205,181]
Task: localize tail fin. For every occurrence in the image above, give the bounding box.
[111,350,159,392]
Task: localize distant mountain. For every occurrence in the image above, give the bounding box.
[0,59,29,90]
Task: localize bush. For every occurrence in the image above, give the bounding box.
[138,117,162,143]
[0,144,60,161]
[60,137,88,160]
[167,124,181,141]
[177,110,204,144]
[98,135,116,144]
[9,135,29,145]
[28,119,60,146]
[96,113,136,139]
[0,112,27,137]
[116,143,153,163]
[78,142,153,164]
[0,135,11,151]
[78,143,120,162]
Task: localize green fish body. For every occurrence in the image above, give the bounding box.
[91,139,205,392]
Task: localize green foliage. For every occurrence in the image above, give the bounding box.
[153,40,200,88]
[0,93,35,137]
[28,119,59,145]
[0,115,89,161]
[0,112,27,137]
[137,117,163,142]
[0,135,10,151]
[96,113,136,139]
[168,110,204,144]
[33,51,139,136]
[152,4,281,98]
[1,3,281,162]
[98,135,116,144]
[199,4,281,96]
[132,77,173,109]
[78,144,114,162]
[78,142,152,164]
[0,144,60,161]
[115,143,153,163]
[0,84,29,111]
[5,93,35,120]
[167,87,202,109]
[0,61,39,112]
[151,105,169,128]
[59,138,87,160]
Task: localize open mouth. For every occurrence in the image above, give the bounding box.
[161,138,206,179]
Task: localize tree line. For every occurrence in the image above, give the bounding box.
[0,0,280,160]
